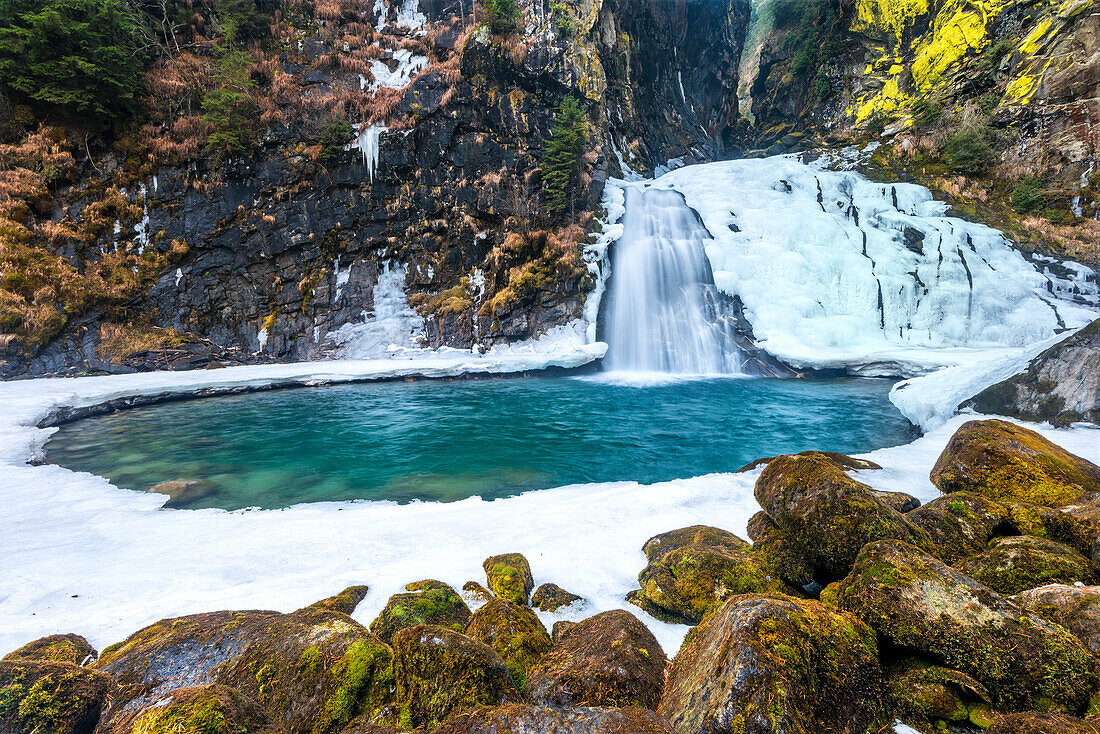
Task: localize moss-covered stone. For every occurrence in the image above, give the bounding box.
[885,658,991,727]
[736,450,883,474]
[483,554,534,605]
[954,535,1092,595]
[658,594,883,734]
[908,492,1012,563]
[95,606,394,734]
[106,684,277,734]
[2,634,96,666]
[754,453,938,581]
[391,624,518,729]
[464,598,551,691]
[550,620,576,643]
[930,419,1100,507]
[369,581,471,645]
[462,581,494,604]
[1016,584,1100,658]
[0,659,113,734]
[298,586,370,616]
[530,583,582,612]
[745,511,816,588]
[526,610,667,710]
[431,704,676,733]
[832,540,1098,712]
[986,711,1100,733]
[627,525,798,624]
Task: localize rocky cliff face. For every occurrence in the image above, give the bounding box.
[0,0,749,377]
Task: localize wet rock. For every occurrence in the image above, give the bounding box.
[1016,584,1100,657]
[550,621,576,643]
[870,488,922,513]
[299,585,370,616]
[526,610,666,710]
[886,658,991,727]
[754,452,936,581]
[829,540,1098,712]
[431,704,676,733]
[370,581,471,645]
[103,684,278,734]
[954,535,1092,594]
[658,594,881,734]
[2,634,96,666]
[986,712,1100,734]
[930,419,1100,507]
[391,624,518,729]
[907,492,1012,563]
[530,583,582,612]
[736,450,882,473]
[626,525,796,624]
[462,581,494,604]
[147,478,216,509]
[94,602,394,734]
[0,659,113,734]
[465,598,552,691]
[483,554,534,606]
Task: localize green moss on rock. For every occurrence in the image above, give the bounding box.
[369,581,471,645]
[483,554,534,605]
[736,450,883,474]
[907,492,1011,563]
[464,599,552,691]
[0,659,113,734]
[954,535,1092,595]
[530,583,582,612]
[298,586,370,616]
[1016,584,1100,658]
[986,711,1100,733]
[431,704,676,733]
[2,634,96,666]
[885,658,991,726]
[109,684,275,734]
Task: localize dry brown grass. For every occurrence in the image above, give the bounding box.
[96,323,188,360]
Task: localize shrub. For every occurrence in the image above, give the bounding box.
[944,112,996,175]
[542,96,587,214]
[1011,178,1045,215]
[911,98,943,128]
[319,117,352,164]
[201,50,259,158]
[482,0,519,33]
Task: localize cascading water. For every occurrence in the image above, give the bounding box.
[603,187,743,375]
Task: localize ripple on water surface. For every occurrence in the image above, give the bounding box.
[44,375,914,510]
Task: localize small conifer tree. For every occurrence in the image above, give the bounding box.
[542,96,587,214]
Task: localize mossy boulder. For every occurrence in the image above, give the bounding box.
[104,684,278,734]
[626,525,797,624]
[737,450,883,473]
[658,594,882,734]
[526,610,667,710]
[370,581,471,644]
[745,511,816,588]
[483,554,534,605]
[885,658,991,728]
[299,586,370,616]
[954,535,1092,595]
[431,704,676,733]
[94,595,395,734]
[551,620,576,643]
[0,659,113,734]
[464,598,552,691]
[530,583,582,612]
[462,581,494,604]
[929,419,1100,507]
[829,540,1098,712]
[754,452,937,581]
[1005,497,1100,564]
[1016,585,1100,657]
[907,492,1012,563]
[391,624,518,730]
[3,634,96,666]
[986,712,1100,733]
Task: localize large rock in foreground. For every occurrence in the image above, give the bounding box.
[94,589,394,734]
[1016,584,1100,658]
[953,535,1092,594]
[103,684,278,734]
[2,634,96,666]
[828,540,1098,712]
[930,419,1100,507]
[431,704,676,733]
[658,594,881,734]
[526,611,667,710]
[0,659,113,734]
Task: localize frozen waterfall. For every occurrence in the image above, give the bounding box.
[603,187,743,375]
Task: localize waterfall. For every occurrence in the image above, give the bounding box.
[603,187,743,375]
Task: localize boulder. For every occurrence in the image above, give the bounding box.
[828,540,1098,712]
[369,581,471,644]
[986,712,1100,733]
[526,611,666,710]
[1016,584,1100,657]
[391,624,518,729]
[885,658,991,728]
[953,535,1092,594]
[930,419,1100,507]
[736,450,882,473]
[464,598,552,690]
[103,684,278,734]
[462,581,494,604]
[94,590,394,734]
[658,594,881,734]
[431,704,675,733]
[754,453,936,581]
[627,525,797,624]
[551,620,576,643]
[483,554,534,605]
[146,478,216,509]
[745,511,815,588]
[1006,497,1100,563]
[907,492,1012,563]
[299,585,370,616]
[2,634,96,666]
[530,583,583,612]
[0,659,113,734]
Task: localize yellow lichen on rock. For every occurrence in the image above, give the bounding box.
[852,0,932,45]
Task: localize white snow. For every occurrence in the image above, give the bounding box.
[174,268,183,288]
[134,184,150,253]
[333,257,351,303]
[347,123,388,183]
[368,49,429,91]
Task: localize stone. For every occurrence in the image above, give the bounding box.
[745,511,816,588]
[369,580,471,644]
[146,478,216,509]
[526,610,667,710]
[298,585,369,616]
[1016,584,1100,657]
[551,620,576,643]
[462,581,494,604]
[464,598,552,691]
[907,492,1012,563]
[483,554,534,606]
[953,535,1092,594]
[829,540,1098,712]
[391,624,518,730]
[930,419,1100,507]
[2,634,96,666]
[530,583,582,612]
[431,704,676,733]
[736,450,882,473]
[885,658,991,727]
[658,594,882,734]
[986,712,1100,733]
[0,659,113,734]
[103,684,278,734]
